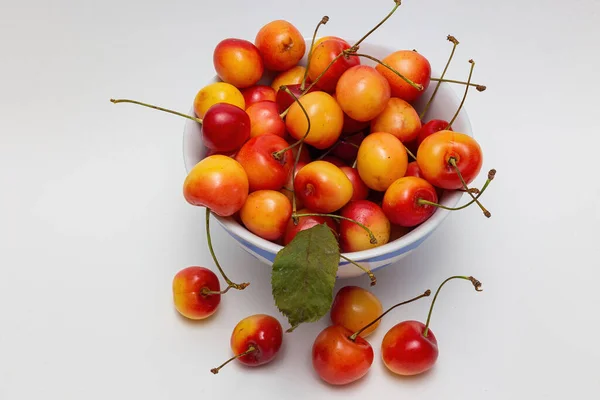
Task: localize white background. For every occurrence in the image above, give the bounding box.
[1,0,599,398]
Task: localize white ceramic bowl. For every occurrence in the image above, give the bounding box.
[182,39,472,278]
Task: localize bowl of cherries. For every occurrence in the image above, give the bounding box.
[111,0,496,385]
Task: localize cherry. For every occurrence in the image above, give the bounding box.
[356,132,408,192]
[382,176,438,227]
[274,83,317,114]
[416,119,452,147]
[109,98,250,153]
[234,134,294,192]
[293,160,353,213]
[330,286,382,337]
[339,200,390,252]
[314,36,348,48]
[255,20,306,71]
[211,314,283,374]
[376,50,431,102]
[381,276,482,376]
[182,155,249,217]
[172,266,221,320]
[307,39,360,93]
[246,100,286,138]
[339,166,370,201]
[282,208,338,245]
[271,65,307,91]
[213,38,264,89]
[241,85,277,108]
[312,289,430,385]
[335,65,391,122]
[240,190,292,241]
[320,155,347,167]
[193,81,245,118]
[405,161,424,179]
[370,97,422,144]
[331,132,365,164]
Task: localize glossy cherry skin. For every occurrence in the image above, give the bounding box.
[416,130,483,190]
[417,119,452,147]
[330,286,383,337]
[246,100,286,138]
[405,161,424,179]
[231,314,284,367]
[282,209,338,245]
[307,39,360,93]
[331,132,365,163]
[240,190,292,241]
[275,83,317,114]
[293,161,353,213]
[255,20,306,71]
[382,176,438,227]
[235,135,294,192]
[202,103,251,152]
[376,50,431,102]
[381,320,438,376]
[339,166,370,201]
[312,325,374,385]
[241,85,277,108]
[183,155,249,217]
[172,266,221,320]
[339,200,390,252]
[213,38,264,89]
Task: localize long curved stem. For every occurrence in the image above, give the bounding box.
[110,98,203,124]
[210,346,256,374]
[205,208,249,290]
[353,53,423,90]
[446,59,475,129]
[448,158,490,217]
[430,78,486,91]
[302,51,345,94]
[339,254,376,286]
[293,213,377,244]
[417,169,495,211]
[349,290,431,341]
[420,35,459,119]
[272,86,311,160]
[352,0,402,49]
[423,276,482,337]
[301,16,329,91]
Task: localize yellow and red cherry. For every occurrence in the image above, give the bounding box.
[255,20,306,71]
[376,50,431,102]
[335,65,391,122]
[282,208,338,245]
[172,266,221,320]
[307,39,360,93]
[183,155,249,217]
[382,176,438,227]
[213,38,264,89]
[293,160,353,213]
[271,66,307,91]
[339,166,370,201]
[246,101,286,138]
[211,314,284,374]
[240,190,292,241]
[356,132,408,192]
[370,97,422,144]
[241,85,276,108]
[416,130,482,190]
[286,91,344,150]
[194,82,245,119]
[330,286,383,337]
[235,134,294,192]
[339,200,390,252]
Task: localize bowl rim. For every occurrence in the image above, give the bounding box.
[182,38,473,262]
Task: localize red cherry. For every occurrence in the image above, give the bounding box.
[202,103,251,152]
[246,100,286,138]
[339,166,370,201]
[241,85,277,108]
[282,209,338,245]
[311,325,374,385]
[381,320,438,376]
[382,176,438,227]
[172,266,221,320]
[331,132,365,163]
[275,83,316,114]
[417,119,452,147]
[405,161,424,179]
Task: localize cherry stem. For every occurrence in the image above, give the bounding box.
[200,285,233,296]
[430,78,486,92]
[272,86,311,161]
[293,213,377,244]
[352,0,402,50]
[446,59,475,129]
[404,145,417,160]
[316,141,341,160]
[205,208,249,290]
[302,51,344,94]
[349,289,431,341]
[210,345,256,374]
[422,276,482,338]
[448,158,491,217]
[353,53,423,91]
[339,254,376,286]
[301,16,329,91]
[417,169,495,212]
[420,35,459,119]
[109,98,203,124]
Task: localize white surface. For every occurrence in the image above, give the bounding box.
[1,0,599,399]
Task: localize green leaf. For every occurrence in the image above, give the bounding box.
[271,223,340,332]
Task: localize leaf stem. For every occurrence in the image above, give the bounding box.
[446,59,475,129]
[353,53,423,90]
[293,213,378,244]
[420,35,459,119]
[110,98,203,124]
[423,276,482,337]
[301,16,329,91]
[205,208,249,290]
[339,254,376,286]
[210,346,256,374]
[349,289,431,341]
